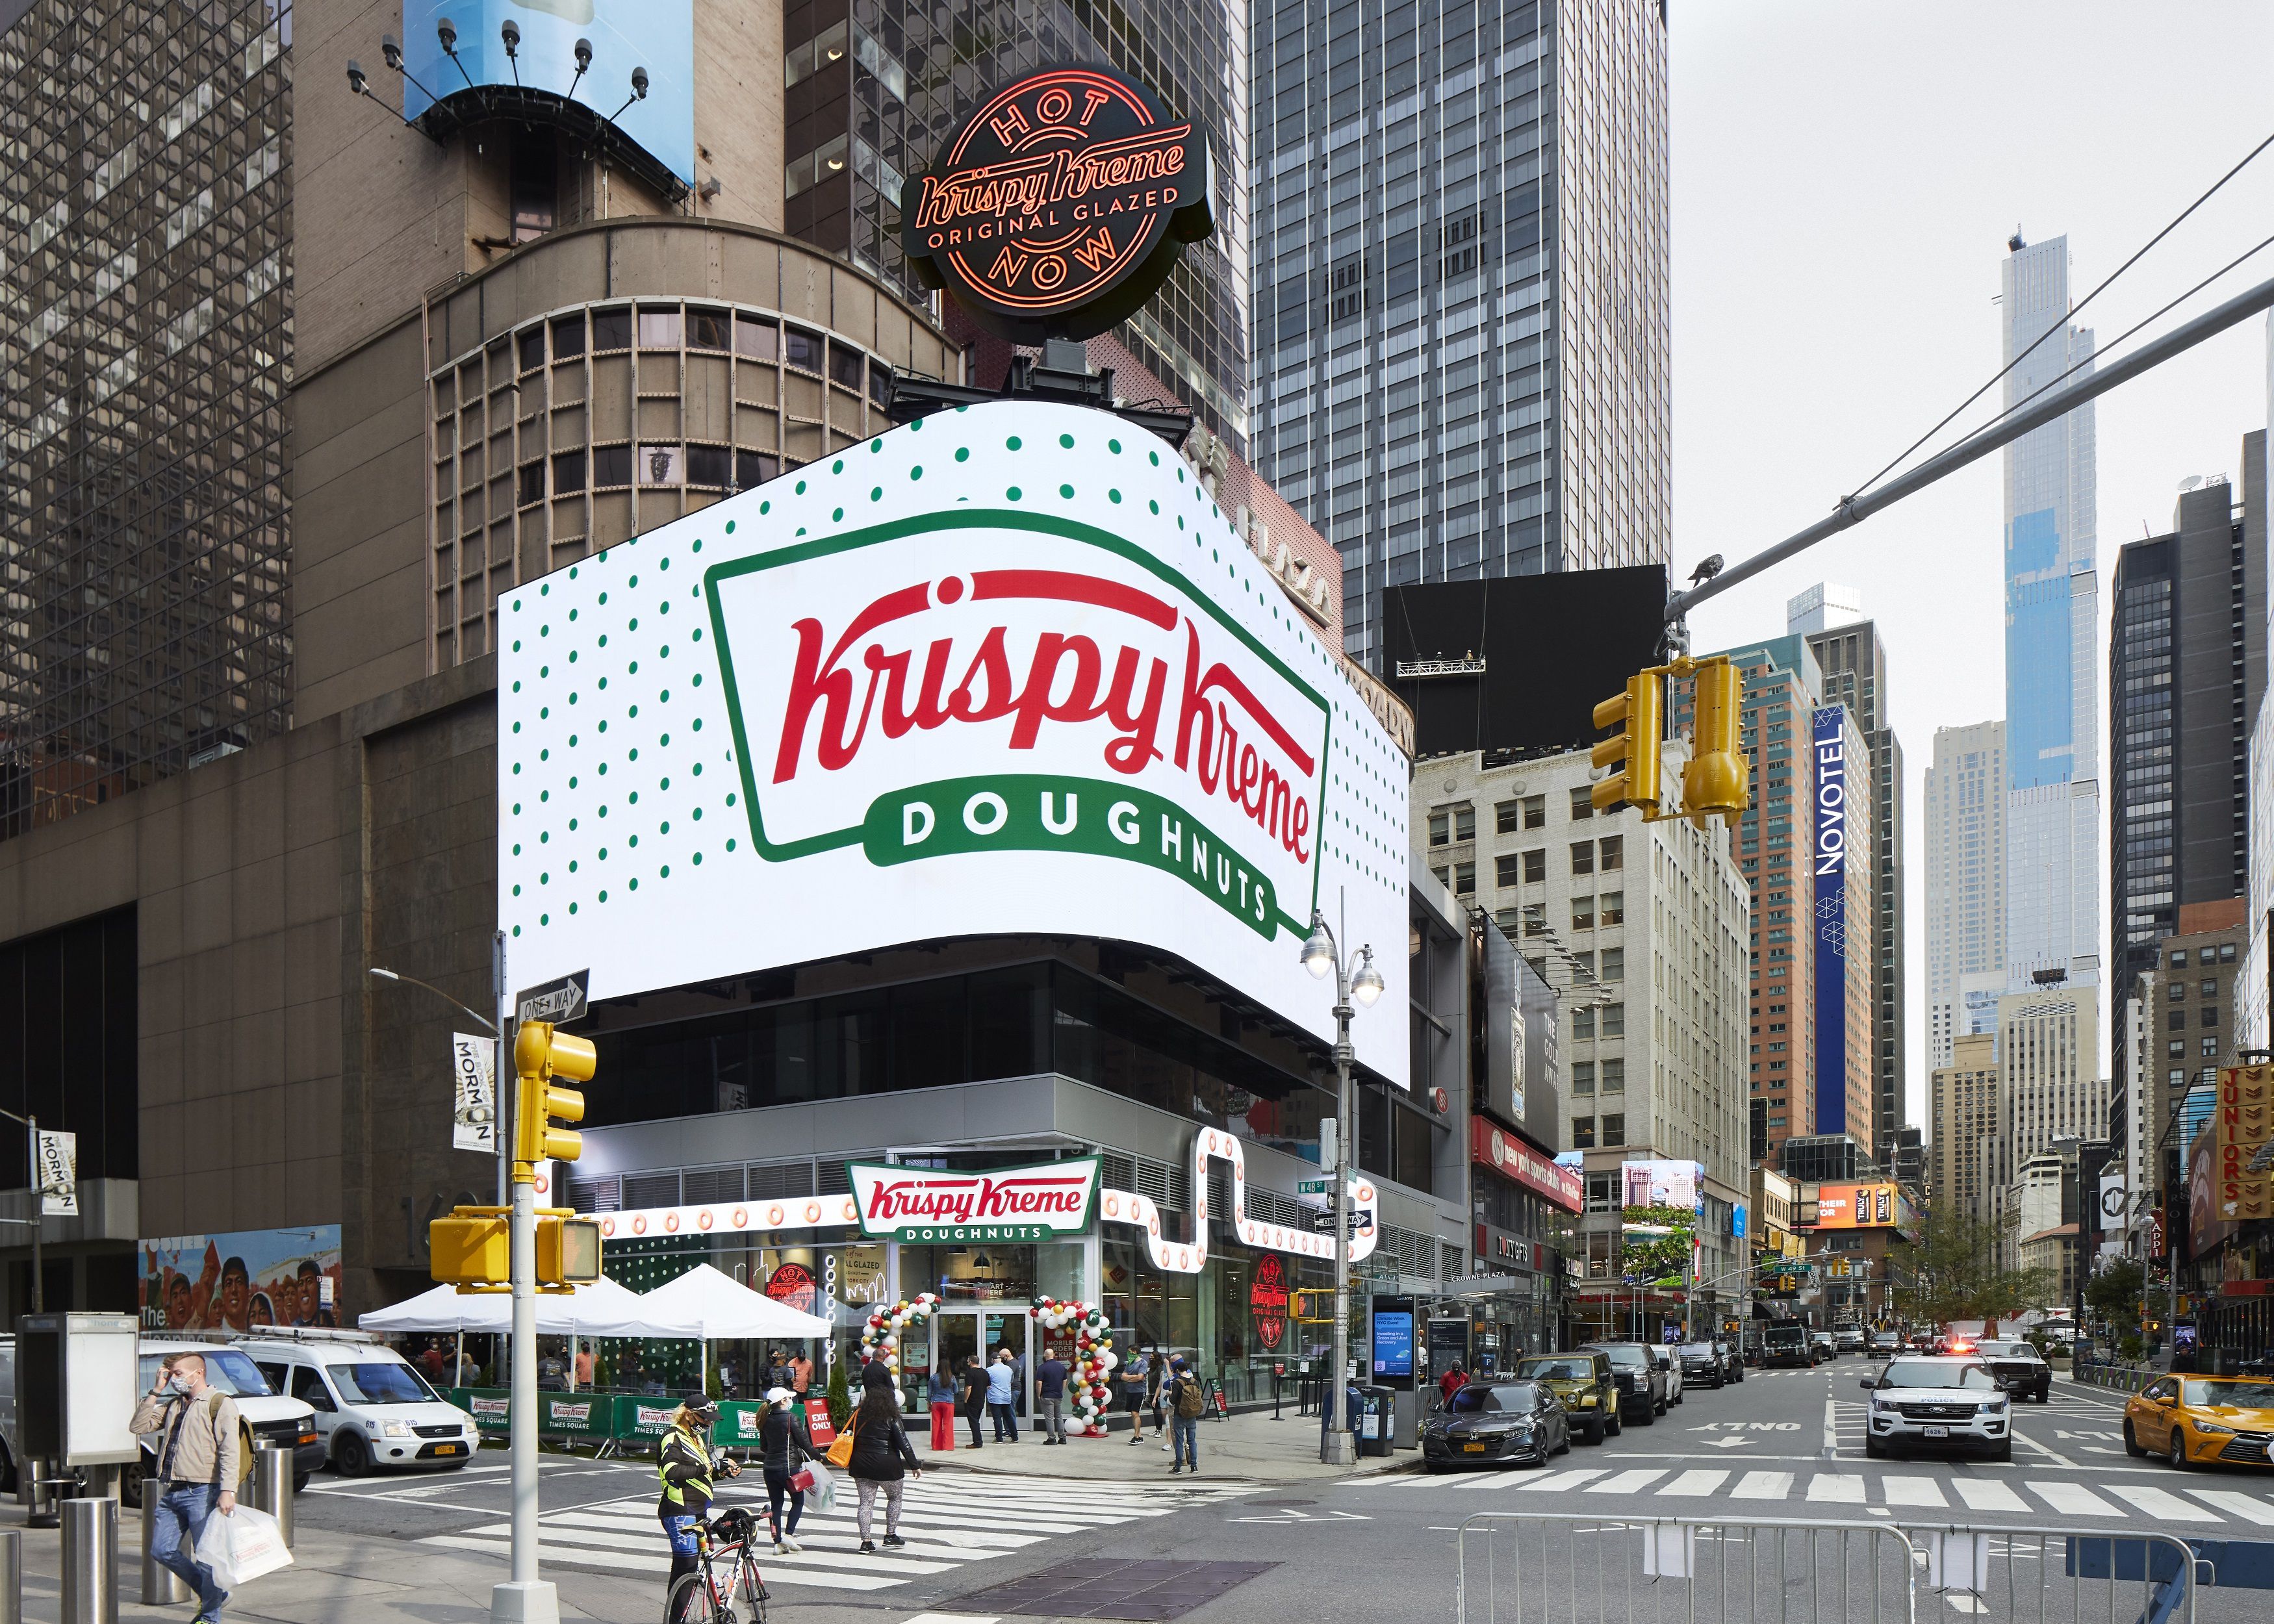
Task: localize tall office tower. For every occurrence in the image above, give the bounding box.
[1995,983,2100,1197]
[2000,235,2101,989]
[1929,1033,2001,1223]
[0,3,292,839]
[1250,0,1672,667]
[1789,585,1908,1162]
[1924,722,2008,1069]
[783,1,1253,452]
[2108,447,2266,1122]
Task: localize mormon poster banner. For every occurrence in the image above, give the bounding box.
[497,401,1411,1084]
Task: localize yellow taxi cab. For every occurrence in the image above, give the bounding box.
[2123,1374,2274,1469]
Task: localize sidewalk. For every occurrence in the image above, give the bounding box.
[909,1406,1416,1482]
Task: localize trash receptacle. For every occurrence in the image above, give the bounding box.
[1357,1387,1394,1456]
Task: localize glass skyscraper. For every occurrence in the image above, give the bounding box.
[2000,235,2100,988]
[1248,0,1671,667]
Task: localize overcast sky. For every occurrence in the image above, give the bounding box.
[1669,2,2274,1128]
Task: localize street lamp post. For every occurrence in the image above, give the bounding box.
[0,1106,58,1311]
[1301,907,1383,1467]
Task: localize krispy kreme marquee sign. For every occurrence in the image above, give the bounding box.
[496,399,1411,1084]
[903,63,1215,342]
[848,1158,1102,1242]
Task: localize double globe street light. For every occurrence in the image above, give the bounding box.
[1301,908,1383,1465]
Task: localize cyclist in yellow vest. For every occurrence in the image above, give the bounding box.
[657,1397,740,1618]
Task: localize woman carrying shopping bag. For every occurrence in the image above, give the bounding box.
[926,1362,958,1451]
[847,1362,922,1554]
[758,1387,821,1554]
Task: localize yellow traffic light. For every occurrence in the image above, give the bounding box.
[513,1020,595,1175]
[1591,673,1663,813]
[1682,656,1750,824]
[429,1208,510,1288]
[538,1213,604,1286]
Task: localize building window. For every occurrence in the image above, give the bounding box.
[2220,944,2237,963]
[1572,896,1595,931]
[1600,1003,1625,1038]
[1600,835,1623,872]
[517,461,544,507]
[734,314,779,360]
[2201,1006,2219,1028]
[1429,811,1451,846]
[1572,1061,1596,1095]
[686,444,732,488]
[1569,788,1594,821]
[1600,1114,1626,1147]
[1573,1007,1595,1040]
[1600,948,1625,982]
[552,448,586,494]
[1572,1117,1595,1149]
[1571,841,1594,876]
[1524,795,1546,830]
[2201,980,2218,999]
[735,450,782,490]
[687,307,732,351]
[1585,1171,1616,1212]
[2168,1009,2186,1030]
[593,444,633,488]
[1453,862,1475,896]
[2167,1039,2185,1058]
[1570,951,1594,978]
[2203,1037,2221,1056]
[2170,949,2189,968]
[1496,854,1522,889]
[1600,891,1625,926]
[637,305,682,348]
[1601,1058,1625,1093]
[2171,981,2188,1000]
[1521,904,1546,937]
[785,326,824,372]
[1497,800,1524,835]
[1523,849,1546,883]
[591,307,632,351]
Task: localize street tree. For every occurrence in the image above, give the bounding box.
[1889,1206,2051,1327]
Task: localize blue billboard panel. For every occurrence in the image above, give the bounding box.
[1811,706,1849,1136]
[402,1,695,186]
[1371,1309,1414,1378]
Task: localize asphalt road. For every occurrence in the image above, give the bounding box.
[293,1362,2274,1623]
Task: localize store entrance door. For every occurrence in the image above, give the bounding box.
[935,1308,1030,1419]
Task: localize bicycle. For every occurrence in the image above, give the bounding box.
[666,1504,771,1624]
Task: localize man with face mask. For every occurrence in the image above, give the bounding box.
[131,1353,242,1622]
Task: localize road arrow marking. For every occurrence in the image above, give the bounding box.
[1704,1436,1750,1449]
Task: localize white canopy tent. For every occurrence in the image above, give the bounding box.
[357,1284,509,1335]
[619,1263,834,1391]
[358,1277,659,1391]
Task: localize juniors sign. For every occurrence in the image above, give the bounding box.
[496,401,1409,1081]
[847,1158,1102,1243]
[902,64,1214,342]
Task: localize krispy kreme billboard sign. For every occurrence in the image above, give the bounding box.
[496,400,1409,1083]
[849,1158,1101,1242]
[902,63,1214,343]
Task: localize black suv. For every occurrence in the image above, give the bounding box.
[1677,1341,1725,1389]
[1581,1342,1667,1424]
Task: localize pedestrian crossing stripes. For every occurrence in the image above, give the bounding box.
[421,1472,1256,1593]
[1338,1467,2274,1527]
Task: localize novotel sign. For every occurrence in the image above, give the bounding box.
[1811,705,1850,1137]
[496,399,1411,1083]
[902,63,1215,343]
[847,1158,1102,1243]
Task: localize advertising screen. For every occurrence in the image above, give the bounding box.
[1812,1182,1902,1229]
[1620,1158,1702,1212]
[498,401,1411,1082]
[1371,1309,1414,1378]
[140,1227,344,1332]
[402,1,695,186]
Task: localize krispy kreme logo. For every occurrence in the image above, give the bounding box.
[902,64,1214,342]
[847,1158,1101,1241]
[706,507,1329,940]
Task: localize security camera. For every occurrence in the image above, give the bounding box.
[501,18,520,55]
[631,66,649,99]
[575,37,593,71]
[437,16,457,53]
[347,60,368,95]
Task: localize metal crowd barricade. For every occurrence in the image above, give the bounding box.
[1455,1514,2210,1624]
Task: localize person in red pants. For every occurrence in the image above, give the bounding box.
[926,1362,957,1450]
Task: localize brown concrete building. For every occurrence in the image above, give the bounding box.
[0,0,1340,1319]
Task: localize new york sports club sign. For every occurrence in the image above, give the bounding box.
[496,400,1411,1084]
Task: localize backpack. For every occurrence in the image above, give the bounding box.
[1173,1375,1206,1419]
[201,1390,259,1486]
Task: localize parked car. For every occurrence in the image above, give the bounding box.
[1859,1356,2012,1462]
[1422,1380,1573,1472]
[1509,1352,1621,1444]
[2123,1375,2274,1470]
[239,1328,479,1477]
[128,1339,324,1506]
[1650,1344,1685,1404]
[1677,1341,1726,1389]
[1763,1323,1811,1369]
[1835,1327,1866,1353]
[1809,1330,1837,1363]
[1975,1338,2053,1404]
[1580,1342,1666,1425]
[1715,1339,1745,1383]
[1869,1331,1902,1357]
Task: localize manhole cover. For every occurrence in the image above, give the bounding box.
[943,1559,1279,1621]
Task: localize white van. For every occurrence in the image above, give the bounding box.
[129,1338,324,1505]
[238,1328,479,1477]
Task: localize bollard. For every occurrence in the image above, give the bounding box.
[140,1490,188,1606]
[59,1497,116,1624]
[0,1527,20,1624]
[246,1444,294,1550]
[18,1458,57,1530]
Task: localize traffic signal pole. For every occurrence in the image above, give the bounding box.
[1662,268,2274,629]
[498,1147,549,1624]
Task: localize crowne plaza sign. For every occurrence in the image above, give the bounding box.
[496,400,1411,1084]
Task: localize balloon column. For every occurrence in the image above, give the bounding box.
[858,1291,939,1398]
[1028,1297,1116,1436]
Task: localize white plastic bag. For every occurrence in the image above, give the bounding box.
[203,1504,293,1589]
[797,1461,836,1516]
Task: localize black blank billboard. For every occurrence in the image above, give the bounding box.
[1381,567,1669,758]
